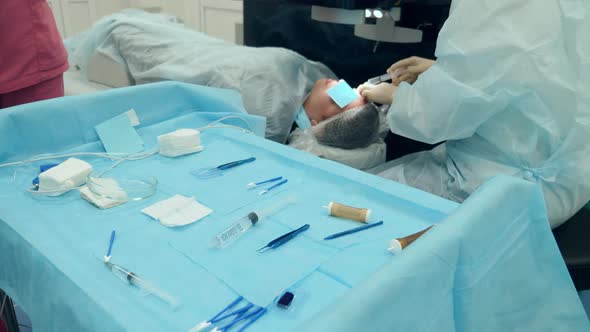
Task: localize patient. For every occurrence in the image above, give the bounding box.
[67,10,384,163]
[302,78,366,126]
[293,78,382,151]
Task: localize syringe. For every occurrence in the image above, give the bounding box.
[104,260,179,308]
[210,195,297,249]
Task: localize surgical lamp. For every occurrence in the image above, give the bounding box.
[302,1,426,43]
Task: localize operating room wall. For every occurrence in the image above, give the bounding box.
[47,0,244,44]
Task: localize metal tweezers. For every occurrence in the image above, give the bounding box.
[257,224,310,253]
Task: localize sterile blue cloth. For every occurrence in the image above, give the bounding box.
[298,176,590,332]
[375,0,590,228]
[94,112,144,154]
[0,82,587,331]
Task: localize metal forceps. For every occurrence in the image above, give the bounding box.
[192,157,256,179]
[257,224,310,253]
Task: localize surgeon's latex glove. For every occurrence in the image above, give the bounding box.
[358,83,397,105]
[388,56,435,86]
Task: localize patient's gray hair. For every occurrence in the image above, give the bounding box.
[312,103,380,149]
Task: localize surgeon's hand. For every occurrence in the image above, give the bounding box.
[388,56,435,86]
[357,83,397,105]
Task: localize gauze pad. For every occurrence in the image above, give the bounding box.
[142,194,212,227]
[158,129,204,158]
[80,177,127,209]
[38,158,93,196]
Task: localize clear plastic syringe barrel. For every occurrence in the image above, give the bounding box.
[210,214,255,248]
[211,195,296,248]
[107,262,179,308]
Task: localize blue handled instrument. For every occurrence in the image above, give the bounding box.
[323,221,384,240]
[104,230,116,262]
[258,179,288,195]
[247,176,283,189]
[257,224,310,253]
[192,157,256,179]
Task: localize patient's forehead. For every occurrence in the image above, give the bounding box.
[310,79,366,122]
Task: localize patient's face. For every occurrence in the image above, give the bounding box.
[303,79,366,125]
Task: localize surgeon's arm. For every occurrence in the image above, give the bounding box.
[385,64,507,145]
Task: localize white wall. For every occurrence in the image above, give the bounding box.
[48,0,244,44]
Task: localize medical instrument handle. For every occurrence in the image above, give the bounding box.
[253,194,297,220]
[236,308,267,332]
[259,224,310,252]
[217,157,256,170]
[105,230,116,259]
[219,307,263,331]
[324,220,384,240]
[213,303,253,323]
[264,179,288,192]
[210,296,244,322]
[255,176,282,186]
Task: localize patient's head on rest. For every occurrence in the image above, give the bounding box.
[303,78,366,125]
[311,102,381,149]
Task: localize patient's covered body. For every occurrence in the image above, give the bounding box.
[67,10,335,143]
[67,10,386,169]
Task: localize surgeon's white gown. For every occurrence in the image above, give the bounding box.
[371,0,590,228]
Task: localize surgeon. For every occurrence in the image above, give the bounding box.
[358,0,590,228]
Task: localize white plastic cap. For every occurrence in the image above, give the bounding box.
[387,239,402,254]
[323,202,334,214]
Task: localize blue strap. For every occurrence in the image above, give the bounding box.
[294,106,312,129]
